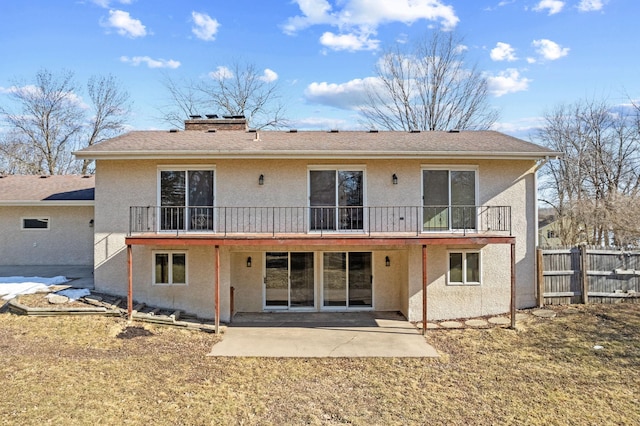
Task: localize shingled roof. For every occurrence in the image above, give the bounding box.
[0,175,95,205]
[73,129,560,160]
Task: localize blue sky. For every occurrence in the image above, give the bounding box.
[0,0,637,140]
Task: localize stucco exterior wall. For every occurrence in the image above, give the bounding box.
[0,205,94,266]
[93,157,538,322]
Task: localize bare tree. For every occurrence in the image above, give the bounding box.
[0,69,84,175]
[82,74,131,174]
[160,60,287,130]
[361,32,498,131]
[0,69,130,175]
[158,74,207,129]
[200,60,287,129]
[537,98,640,246]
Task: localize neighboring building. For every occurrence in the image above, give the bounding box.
[538,209,563,247]
[73,116,559,325]
[0,175,95,266]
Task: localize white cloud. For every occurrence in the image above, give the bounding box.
[319,31,380,51]
[0,84,87,108]
[208,66,233,80]
[191,11,219,41]
[102,10,146,38]
[91,0,133,8]
[304,78,379,110]
[486,68,532,97]
[490,42,517,62]
[283,0,459,51]
[577,0,605,12]
[533,0,565,15]
[532,39,569,60]
[120,56,180,69]
[259,69,279,83]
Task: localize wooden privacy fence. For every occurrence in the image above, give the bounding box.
[537,246,640,306]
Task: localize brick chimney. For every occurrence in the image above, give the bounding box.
[184,114,248,131]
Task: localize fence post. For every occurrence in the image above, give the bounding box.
[536,248,544,307]
[580,245,589,304]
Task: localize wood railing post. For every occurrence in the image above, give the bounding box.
[580,245,589,304]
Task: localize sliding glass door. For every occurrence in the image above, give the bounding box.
[264,252,315,309]
[322,252,372,308]
[309,169,364,231]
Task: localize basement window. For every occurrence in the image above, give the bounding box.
[153,251,187,285]
[448,251,481,285]
[21,217,50,230]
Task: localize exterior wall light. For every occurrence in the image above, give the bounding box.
[392,174,398,185]
[247,256,252,267]
[259,174,264,185]
[385,256,391,267]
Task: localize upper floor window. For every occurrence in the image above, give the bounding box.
[423,168,477,231]
[159,167,214,232]
[309,168,364,231]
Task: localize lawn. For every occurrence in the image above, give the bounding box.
[0,303,638,425]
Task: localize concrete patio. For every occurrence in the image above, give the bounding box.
[208,311,440,358]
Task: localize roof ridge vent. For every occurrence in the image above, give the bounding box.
[448,129,460,133]
[289,129,298,133]
[169,128,178,133]
[409,129,421,133]
[368,129,379,133]
[207,129,217,133]
[329,129,339,133]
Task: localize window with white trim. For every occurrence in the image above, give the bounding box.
[422,168,477,231]
[448,251,481,285]
[21,217,50,230]
[309,168,364,231]
[153,251,187,285]
[159,167,215,232]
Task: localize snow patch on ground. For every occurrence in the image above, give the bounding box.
[52,288,91,302]
[0,276,69,300]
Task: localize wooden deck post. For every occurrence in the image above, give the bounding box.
[510,242,516,329]
[127,244,133,319]
[422,245,427,336]
[215,245,220,334]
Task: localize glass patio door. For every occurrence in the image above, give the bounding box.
[309,170,364,231]
[423,169,476,231]
[322,252,372,309]
[265,252,315,309]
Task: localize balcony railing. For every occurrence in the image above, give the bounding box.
[129,205,511,237]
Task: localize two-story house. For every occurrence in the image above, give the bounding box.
[74,116,558,331]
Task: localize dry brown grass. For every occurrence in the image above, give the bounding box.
[0,303,638,425]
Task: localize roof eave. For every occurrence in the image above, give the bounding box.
[74,150,562,161]
[0,201,95,207]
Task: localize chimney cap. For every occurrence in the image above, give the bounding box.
[189,114,202,119]
[205,114,218,119]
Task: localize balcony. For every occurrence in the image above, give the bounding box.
[129,206,511,237]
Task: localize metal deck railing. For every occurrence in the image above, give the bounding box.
[129,205,511,237]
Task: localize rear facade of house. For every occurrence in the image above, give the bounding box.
[75,116,556,324]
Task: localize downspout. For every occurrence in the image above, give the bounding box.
[533,156,550,307]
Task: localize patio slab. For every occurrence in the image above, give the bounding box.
[208,312,440,358]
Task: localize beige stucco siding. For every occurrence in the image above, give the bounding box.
[0,205,94,266]
[93,157,538,322]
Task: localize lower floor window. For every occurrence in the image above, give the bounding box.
[154,252,187,285]
[448,251,481,285]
